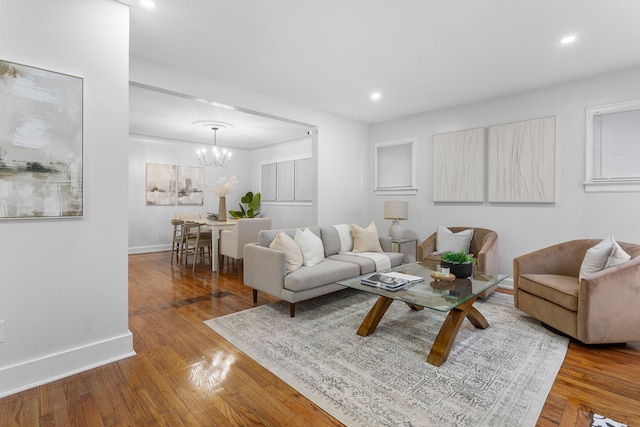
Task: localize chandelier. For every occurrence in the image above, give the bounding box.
[196,125,232,167]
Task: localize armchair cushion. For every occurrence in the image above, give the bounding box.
[606,241,631,268]
[579,235,615,281]
[436,226,474,253]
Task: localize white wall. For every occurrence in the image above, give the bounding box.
[369,66,640,277]
[0,0,133,397]
[130,58,370,232]
[128,134,252,253]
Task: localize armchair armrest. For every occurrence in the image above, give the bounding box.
[476,232,498,274]
[417,233,436,262]
[578,256,640,343]
[243,243,287,299]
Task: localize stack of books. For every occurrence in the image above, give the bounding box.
[360,271,424,291]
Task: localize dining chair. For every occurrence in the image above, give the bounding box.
[219,218,272,274]
[170,218,184,265]
[181,222,213,272]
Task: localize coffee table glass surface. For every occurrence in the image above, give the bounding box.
[336,262,507,312]
[336,262,507,366]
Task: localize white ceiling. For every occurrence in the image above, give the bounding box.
[128,0,640,147]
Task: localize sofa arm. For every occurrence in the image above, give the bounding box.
[243,244,287,299]
[578,256,640,343]
[417,233,436,262]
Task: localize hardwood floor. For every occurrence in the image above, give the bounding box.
[1,251,639,426]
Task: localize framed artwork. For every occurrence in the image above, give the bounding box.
[0,59,83,218]
[488,116,556,203]
[432,128,485,202]
[177,165,203,206]
[146,163,176,206]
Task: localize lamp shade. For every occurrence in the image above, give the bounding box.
[384,201,408,220]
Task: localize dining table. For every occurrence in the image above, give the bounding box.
[192,218,238,272]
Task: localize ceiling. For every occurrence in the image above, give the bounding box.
[127,0,640,148]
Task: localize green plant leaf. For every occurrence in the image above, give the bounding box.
[248,192,261,210]
[440,250,476,264]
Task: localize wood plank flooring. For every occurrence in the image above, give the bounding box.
[1,251,639,426]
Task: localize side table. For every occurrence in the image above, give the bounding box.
[391,238,418,262]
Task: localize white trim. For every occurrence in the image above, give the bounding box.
[128,244,170,254]
[374,137,417,194]
[0,332,135,398]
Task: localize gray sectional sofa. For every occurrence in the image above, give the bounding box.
[243,225,405,316]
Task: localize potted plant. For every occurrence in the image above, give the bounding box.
[229,191,261,218]
[440,250,476,278]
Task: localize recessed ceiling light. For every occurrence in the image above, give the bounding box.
[140,0,156,8]
[560,34,577,45]
[371,92,381,101]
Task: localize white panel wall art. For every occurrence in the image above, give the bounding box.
[488,116,556,203]
[432,127,485,202]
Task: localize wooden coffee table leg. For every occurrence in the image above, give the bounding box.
[427,296,488,366]
[357,296,393,336]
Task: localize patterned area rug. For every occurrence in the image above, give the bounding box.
[205,289,569,427]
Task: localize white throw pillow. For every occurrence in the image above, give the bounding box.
[436,226,474,253]
[351,222,383,253]
[579,235,615,281]
[605,241,631,269]
[332,223,354,252]
[294,228,325,267]
[269,231,303,273]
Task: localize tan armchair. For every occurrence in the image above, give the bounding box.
[418,227,499,297]
[219,218,272,273]
[514,239,640,344]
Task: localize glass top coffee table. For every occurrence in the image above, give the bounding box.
[336,262,507,366]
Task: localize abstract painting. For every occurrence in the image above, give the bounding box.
[177,165,203,206]
[0,60,83,218]
[432,127,485,202]
[146,163,176,206]
[488,116,555,203]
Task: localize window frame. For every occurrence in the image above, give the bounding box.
[585,99,640,193]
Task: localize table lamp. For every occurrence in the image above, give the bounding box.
[384,201,408,240]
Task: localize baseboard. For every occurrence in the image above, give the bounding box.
[498,277,514,290]
[129,244,170,254]
[0,331,136,398]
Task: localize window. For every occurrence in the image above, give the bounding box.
[585,99,640,192]
[374,138,417,195]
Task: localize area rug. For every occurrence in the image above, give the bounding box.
[204,289,569,427]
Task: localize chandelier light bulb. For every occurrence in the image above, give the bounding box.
[197,126,232,167]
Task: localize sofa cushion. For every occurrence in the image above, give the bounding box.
[436,226,474,253]
[258,226,321,247]
[328,252,405,274]
[331,224,353,252]
[284,259,360,292]
[295,228,325,267]
[579,235,615,281]
[320,226,342,257]
[351,222,383,253]
[269,231,303,273]
[518,273,579,312]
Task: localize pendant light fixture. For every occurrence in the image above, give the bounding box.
[195,121,233,167]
